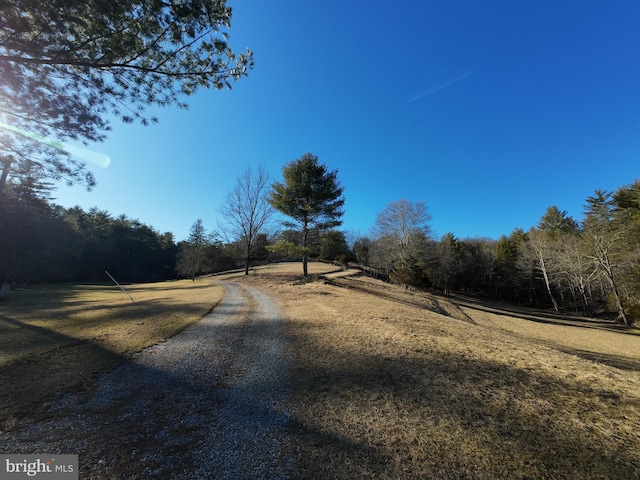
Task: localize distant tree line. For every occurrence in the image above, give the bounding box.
[0,194,269,286]
[0,156,348,287]
[358,181,640,325]
[2,149,638,324]
[0,191,178,284]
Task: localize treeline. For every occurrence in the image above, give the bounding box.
[0,196,178,284]
[0,194,346,286]
[174,218,352,281]
[0,199,263,285]
[2,165,638,324]
[356,182,640,325]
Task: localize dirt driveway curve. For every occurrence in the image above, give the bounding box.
[1,281,298,479]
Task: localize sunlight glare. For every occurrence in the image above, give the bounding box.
[0,122,110,168]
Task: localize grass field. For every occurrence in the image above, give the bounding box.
[240,264,640,479]
[2,262,640,478]
[0,279,224,419]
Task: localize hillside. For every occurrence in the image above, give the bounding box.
[240,263,640,479]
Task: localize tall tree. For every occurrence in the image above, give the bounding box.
[557,231,597,316]
[268,153,345,276]
[613,180,640,311]
[353,234,372,267]
[495,229,527,301]
[220,165,273,275]
[176,219,211,280]
[373,200,432,284]
[375,200,431,254]
[436,232,461,296]
[457,237,496,295]
[582,190,631,325]
[526,228,561,311]
[0,0,253,190]
[523,207,580,311]
[537,206,579,239]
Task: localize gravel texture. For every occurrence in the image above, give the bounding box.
[0,281,298,479]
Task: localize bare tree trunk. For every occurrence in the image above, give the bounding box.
[302,221,309,277]
[220,165,273,278]
[584,229,630,325]
[245,242,251,276]
[538,251,559,312]
[528,231,560,312]
[602,262,630,325]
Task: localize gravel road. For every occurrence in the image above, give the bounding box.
[1,281,298,479]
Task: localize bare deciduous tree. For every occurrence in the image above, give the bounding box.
[220,165,273,275]
[374,199,432,272]
[583,190,631,325]
[526,228,560,312]
[371,200,433,286]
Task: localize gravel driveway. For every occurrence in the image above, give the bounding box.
[1,281,298,479]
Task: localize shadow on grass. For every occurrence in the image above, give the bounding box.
[5,277,639,479]
[552,346,640,371]
[0,314,125,419]
[286,320,640,479]
[2,280,219,308]
[0,298,210,363]
[0,281,299,479]
[332,274,639,335]
[451,293,636,331]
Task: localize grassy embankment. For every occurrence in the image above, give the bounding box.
[241,263,640,479]
[0,279,224,419]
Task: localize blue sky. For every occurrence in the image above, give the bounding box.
[54,1,640,242]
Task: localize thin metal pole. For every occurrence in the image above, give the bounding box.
[105,270,135,302]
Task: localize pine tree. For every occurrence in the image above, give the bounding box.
[268,153,344,276]
[0,0,253,190]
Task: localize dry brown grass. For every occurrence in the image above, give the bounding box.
[462,307,640,371]
[241,264,640,479]
[0,279,224,418]
[4,261,640,478]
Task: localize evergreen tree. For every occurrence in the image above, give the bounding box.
[537,206,579,239]
[612,180,640,319]
[268,153,345,276]
[353,235,372,267]
[176,219,211,280]
[320,230,350,264]
[436,232,461,296]
[494,229,527,301]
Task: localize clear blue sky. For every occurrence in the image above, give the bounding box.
[54,1,640,242]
